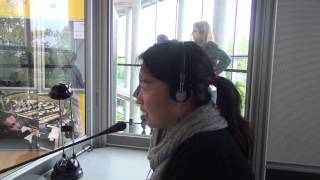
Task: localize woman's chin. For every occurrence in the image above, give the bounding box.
[146,119,153,128]
[146,119,157,129]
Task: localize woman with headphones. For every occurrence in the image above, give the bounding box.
[136,40,253,180]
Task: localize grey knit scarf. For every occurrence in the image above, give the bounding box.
[147,103,228,180]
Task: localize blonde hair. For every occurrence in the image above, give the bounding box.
[193,21,214,47]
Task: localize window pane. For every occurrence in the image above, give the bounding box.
[138,2,156,52]
[219,1,237,54]
[116,97,129,121]
[117,58,130,92]
[0,47,34,87]
[156,0,177,40]
[0,0,86,175]
[43,20,85,89]
[233,56,248,71]
[117,16,126,58]
[112,0,252,137]
[234,0,252,55]
[202,0,214,24]
[182,0,202,41]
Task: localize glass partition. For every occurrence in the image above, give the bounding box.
[112,0,252,136]
[0,0,86,176]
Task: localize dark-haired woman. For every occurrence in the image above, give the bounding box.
[137,40,253,180]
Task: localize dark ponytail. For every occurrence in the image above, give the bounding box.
[213,76,253,160]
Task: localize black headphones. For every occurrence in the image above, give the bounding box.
[174,42,189,103]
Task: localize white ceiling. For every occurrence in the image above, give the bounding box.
[114,0,133,17]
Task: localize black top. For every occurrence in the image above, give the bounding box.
[163,128,254,180]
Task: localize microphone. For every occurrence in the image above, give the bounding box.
[0,122,127,174]
[95,121,127,136]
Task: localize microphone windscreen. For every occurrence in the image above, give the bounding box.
[103,122,127,134]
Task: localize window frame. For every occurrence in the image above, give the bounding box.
[105,0,150,149]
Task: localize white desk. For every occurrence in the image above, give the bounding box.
[43,147,150,180]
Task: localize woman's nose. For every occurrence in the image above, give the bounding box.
[136,91,143,105]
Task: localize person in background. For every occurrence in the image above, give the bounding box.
[0,112,32,138]
[156,34,169,43]
[192,21,231,74]
[0,112,33,149]
[137,41,253,180]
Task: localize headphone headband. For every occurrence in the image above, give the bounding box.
[175,42,188,102]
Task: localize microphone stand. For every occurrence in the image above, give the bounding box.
[51,96,83,180]
[48,83,83,180]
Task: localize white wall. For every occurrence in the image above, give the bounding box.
[267,0,320,170]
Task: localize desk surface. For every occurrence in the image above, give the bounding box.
[44,147,149,180]
[0,150,48,178]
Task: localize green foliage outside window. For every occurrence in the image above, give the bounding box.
[117,57,126,88]
[116,112,125,121]
[0,18,26,46]
[236,80,246,115]
[224,37,249,116]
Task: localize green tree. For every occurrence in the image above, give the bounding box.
[0,18,26,46]
[117,57,126,88]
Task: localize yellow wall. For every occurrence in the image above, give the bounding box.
[68,0,84,21]
[80,93,86,134]
[0,0,84,20]
[0,0,30,18]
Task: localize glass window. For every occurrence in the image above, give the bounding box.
[182,0,202,40]
[156,0,177,40]
[0,0,86,176]
[112,0,252,137]
[138,2,156,52]
[0,16,33,88]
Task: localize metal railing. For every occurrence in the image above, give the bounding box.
[116,55,248,73]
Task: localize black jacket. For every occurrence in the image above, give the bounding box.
[163,128,254,180]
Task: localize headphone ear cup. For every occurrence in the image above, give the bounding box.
[175,90,187,102]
